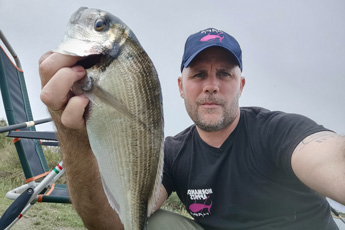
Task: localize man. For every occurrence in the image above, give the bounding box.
[39,28,345,229]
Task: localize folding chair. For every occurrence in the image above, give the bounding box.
[0,30,70,230]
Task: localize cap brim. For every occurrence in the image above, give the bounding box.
[182,44,242,72]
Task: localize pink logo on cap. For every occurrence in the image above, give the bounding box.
[200,32,224,42]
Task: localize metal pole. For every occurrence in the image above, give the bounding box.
[0,30,22,69]
[0,118,52,133]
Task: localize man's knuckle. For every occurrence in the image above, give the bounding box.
[39,60,52,79]
[40,89,53,105]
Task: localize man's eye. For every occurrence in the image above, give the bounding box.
[219,72,230,77]
[193,73,206,78]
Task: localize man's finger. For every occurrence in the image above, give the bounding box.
[38,51,53,66]
[61,95,90,129]
[39,52,84,87]
[40,65,86,111]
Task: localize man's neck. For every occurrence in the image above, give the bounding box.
[196,108,241,148]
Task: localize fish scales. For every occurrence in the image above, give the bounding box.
[55,7,164,230]
[86,37,163,229]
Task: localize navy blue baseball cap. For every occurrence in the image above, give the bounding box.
[180,28,242,72]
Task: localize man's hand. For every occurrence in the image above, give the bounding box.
[38,52,124,229]
[39,52,89,129]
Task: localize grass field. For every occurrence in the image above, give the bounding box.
[0,119,187,229]
[0,122,85,229]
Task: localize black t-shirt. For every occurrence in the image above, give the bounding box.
[163,107,338,230]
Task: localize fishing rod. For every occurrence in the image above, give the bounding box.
[0,118,52,133]
[331,207,345,224]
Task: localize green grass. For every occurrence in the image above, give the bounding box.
[0,120,85,229]
[162,192,190,218]
[0,119,188,229]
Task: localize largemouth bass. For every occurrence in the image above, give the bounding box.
[55,7,164,230]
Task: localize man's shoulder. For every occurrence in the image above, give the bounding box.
[165,125,195,147]
[241,107,322,124]
[163,125,197,162]
[240,106,281,117]
[240,106,304,124]
[240,106,282,124]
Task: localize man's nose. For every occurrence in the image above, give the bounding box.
[203,76,219,94]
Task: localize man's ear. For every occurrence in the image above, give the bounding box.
[178,76,184,98]
[239,76,245,96]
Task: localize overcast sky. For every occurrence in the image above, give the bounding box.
[0,0,344,137]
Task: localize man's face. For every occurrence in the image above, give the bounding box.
[179,47,245,132]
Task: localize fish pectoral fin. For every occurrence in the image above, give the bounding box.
[92,84,148,129]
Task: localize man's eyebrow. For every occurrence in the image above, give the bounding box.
[189,67,207,73]
[216,68,231,71]
[216,65,236,71]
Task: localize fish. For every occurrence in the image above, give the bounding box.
[200,33,224,42]
[54,7,164,230]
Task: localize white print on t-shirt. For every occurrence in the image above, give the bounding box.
[187,188,213,200]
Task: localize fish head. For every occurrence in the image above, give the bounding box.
[54,7,142,98]
[55,7,137,58]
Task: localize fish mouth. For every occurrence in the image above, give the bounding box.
[76,54,103,69]
[73,54,103,123]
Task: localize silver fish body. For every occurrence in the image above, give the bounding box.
[55,7,164,230]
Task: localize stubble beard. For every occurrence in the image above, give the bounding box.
[185,92,240,132]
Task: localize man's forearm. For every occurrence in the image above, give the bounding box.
[52,113,123,229]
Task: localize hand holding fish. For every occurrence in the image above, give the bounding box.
[40,52,89,129]
[39,7,165,230]
[39,52,124,229]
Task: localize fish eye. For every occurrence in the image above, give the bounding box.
[95,18,106,31]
